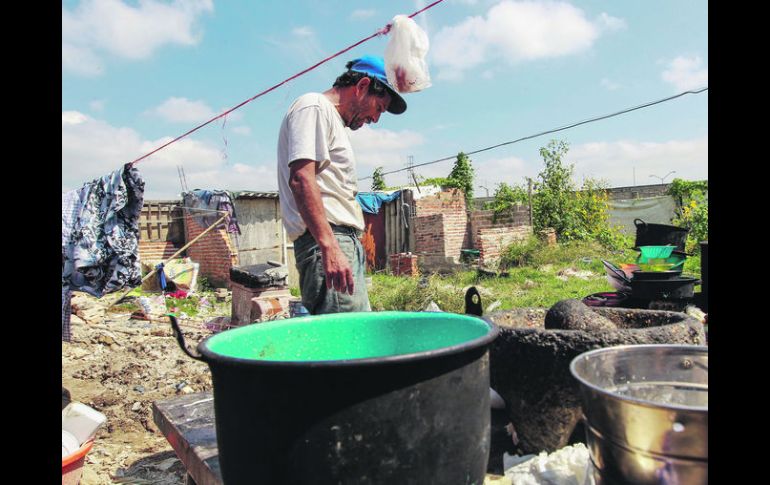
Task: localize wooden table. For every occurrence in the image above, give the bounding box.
[153,392,508,485]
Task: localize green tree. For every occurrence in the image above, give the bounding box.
[446,152,475,204]
[529,140,628,249]
[371,166,386,191]
[531,140,577,238]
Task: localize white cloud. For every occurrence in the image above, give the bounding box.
[600,78,621,91]
[62,0,214,76]
[63,111,89,125]
[350,9,377,20]
[568,137,708,186]
[151,97,217,123]
[432,1,621,79]
[89,99,106,112]
[596,12,626,32]
[231,126,252,136]
[423,137,708,190]
[292,27,314,37]
[662,55,708,91]
[62,111,275,199]
[348,125,425,175]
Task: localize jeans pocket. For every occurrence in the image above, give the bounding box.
[295,245,320,269]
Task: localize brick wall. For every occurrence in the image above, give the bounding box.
[414,213,446,257]
[138,240,182,263]
[414,189,470,260]
[470,207,532,266]
[183,214,240,288]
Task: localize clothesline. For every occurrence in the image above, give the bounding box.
[128,0,446,169]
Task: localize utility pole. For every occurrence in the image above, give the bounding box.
[633,167,636,186]
[406,155,414,187]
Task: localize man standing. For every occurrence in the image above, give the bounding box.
[277,55,407,315]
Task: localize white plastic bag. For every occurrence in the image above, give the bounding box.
[385,15,432,93]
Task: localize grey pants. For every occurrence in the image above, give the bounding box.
[293,225,371,315]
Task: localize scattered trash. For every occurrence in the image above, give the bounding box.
[133,385,145,394]
[503,443,592,484]
[165,289,188,299]
[486,300,502,313]
[205,316,232,333]
[556,268,595,281]
[424,301,443,312]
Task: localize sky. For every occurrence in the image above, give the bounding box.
[62,0,708,200]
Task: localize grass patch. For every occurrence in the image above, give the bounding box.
[369,241,701,312]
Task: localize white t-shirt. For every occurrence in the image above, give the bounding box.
[277,93,365,241]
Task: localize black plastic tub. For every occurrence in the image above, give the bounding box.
[633,218,689,251]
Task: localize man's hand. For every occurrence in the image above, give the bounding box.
[320,241,355,295]
[289,159,355,295]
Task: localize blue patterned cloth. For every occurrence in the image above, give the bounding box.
[62,164,145,300]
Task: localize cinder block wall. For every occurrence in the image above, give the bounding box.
[183,214,239,288]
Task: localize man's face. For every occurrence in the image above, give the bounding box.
[345,90,391,131]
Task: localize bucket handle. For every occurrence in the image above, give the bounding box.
[465,287,483,316]
[634,218,646,229]
[168,314,205,361]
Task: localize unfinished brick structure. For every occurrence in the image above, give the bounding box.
[469,207,532,267]
[183,213,239,288]
[413,189,532,271]
[413,189,472,272]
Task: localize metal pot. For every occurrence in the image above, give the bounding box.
[630,276,699,300]
[634,218,689,252]
[169,311,498,485]
[570,345,707,484]
[631,269,683,281]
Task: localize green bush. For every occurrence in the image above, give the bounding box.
[499,235,542,268]
[668,179,708,253]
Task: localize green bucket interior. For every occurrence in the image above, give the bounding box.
[203,311,492,362]
[636,245,676,262]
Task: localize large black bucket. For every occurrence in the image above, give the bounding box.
[633,218,689,251]
[170,311,498,485]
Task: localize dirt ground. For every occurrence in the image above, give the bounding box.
[62,291,233,484]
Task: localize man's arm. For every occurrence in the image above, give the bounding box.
[289,159,354,295]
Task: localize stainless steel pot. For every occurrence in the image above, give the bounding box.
[570,345,707,485]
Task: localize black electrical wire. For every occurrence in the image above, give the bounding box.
[359,86,708,180]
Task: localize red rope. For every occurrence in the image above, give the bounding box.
[129,0,446,167]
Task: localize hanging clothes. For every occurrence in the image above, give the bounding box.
[61,189,84,342]
[182,189,241,234]
[62,164,145,303]
[355,190,402,214]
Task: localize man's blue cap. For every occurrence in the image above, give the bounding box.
[348,55,407,115]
